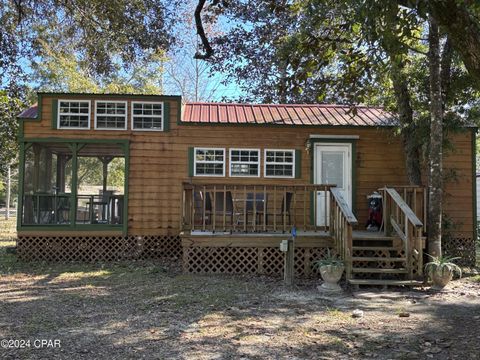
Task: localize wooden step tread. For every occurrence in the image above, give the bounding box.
[352,246,399,251]
[352,268,408,274]
[348,279,423,286]
[353,236,394,241]
[351,257,406,262]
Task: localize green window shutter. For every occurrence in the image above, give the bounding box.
[295,149,302,179]
[188,147,194,177]
[51,99,58,129]
[163,102,170,132]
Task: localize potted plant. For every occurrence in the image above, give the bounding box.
[425,254,462,290]
[312,249,345,292]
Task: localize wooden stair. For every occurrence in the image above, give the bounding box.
[347,234,422,288]
[349,279,423,286]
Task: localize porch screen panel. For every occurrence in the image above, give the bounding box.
[76,144,125,225]
[22,143,72,225]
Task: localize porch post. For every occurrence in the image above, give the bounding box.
[99,156,114,192]
[69,143,78,228]
[33,144,41,192]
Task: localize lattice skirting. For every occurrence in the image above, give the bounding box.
[17,235,182,262]
[183,246,332,277]
[443,235,477,267]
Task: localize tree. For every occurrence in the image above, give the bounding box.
[32,41,166,94]
[164,0,222,102]
[196,0,480,87]
[0,90,23,174]
[194,0,480,258]
[400,0,480,85]
[0,89,23,218]
[427,16,443,257]
[0,0,177,86]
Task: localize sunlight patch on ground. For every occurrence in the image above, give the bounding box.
[51,270,112,282]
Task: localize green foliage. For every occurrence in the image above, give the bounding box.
[425,254,463,278]
[0,90,23,175]
[0,0,176,85]
[68,157,125,191]
[312,249,344,268]
[32,42,166,94]
[210,0,479,112]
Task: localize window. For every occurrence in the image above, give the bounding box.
[95,101,127,130]
[194,148,225,176]
[264,149,295,178]
[229,149,260,177]
[131,101,164,130]
[58,100,91,129]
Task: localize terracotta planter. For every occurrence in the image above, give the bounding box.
[318,264,345,292]
[431,267,453,290]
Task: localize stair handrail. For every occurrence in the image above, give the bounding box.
[380,187,424,279]
[330,188,358,225]
[383,188,423,228]
[329,187,358,281]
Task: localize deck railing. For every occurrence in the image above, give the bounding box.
[329,188,358,280]
[383,185,427,235]
[182,182,338,233]
[22,193,124,226]
[380,187,424,278]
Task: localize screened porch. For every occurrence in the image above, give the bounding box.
[19,140,128,231]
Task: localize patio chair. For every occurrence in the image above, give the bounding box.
[194,190,234,229]
[209,191,234,228]
[193,190,210,225]
[91,190,113,224]
[245,193,268,229]
[266,192,293,232]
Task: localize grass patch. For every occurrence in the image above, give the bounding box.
[325,307,350,320]
[469,275,480,283]
[0,218,16,239]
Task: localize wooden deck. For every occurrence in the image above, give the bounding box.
[182,230,425,248]
[181,229,394,248]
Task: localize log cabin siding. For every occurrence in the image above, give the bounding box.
[21,94,475,239]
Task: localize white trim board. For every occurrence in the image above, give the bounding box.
[309,135,359,139]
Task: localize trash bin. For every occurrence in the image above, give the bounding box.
[366,192,382,231]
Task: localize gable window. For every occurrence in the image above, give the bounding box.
[95,101,127,130]
[131,101,164,130]
[194,148,225,176]
[229,149,260,177]
[264,149,295,178]
[58,100,91,129]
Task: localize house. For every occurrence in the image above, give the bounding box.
[16,93,477,285]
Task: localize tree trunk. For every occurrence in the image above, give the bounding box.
[5,164,11,220]
[427,16,443,258]
[390,62,423,185]
[399,0,480,85]
[278,59,288,103]
[428,0,480,85]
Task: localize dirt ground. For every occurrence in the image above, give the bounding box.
[1,220,479,359]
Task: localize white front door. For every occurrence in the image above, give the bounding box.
[314,144,352,226]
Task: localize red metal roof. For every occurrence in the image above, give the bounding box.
[182,103,397,127]
[18,101,397,127]
[18,103,38,119]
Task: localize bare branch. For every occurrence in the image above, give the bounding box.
[194,0,214,60]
